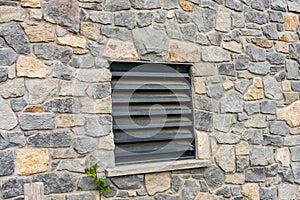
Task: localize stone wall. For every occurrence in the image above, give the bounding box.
[1,0,300,199]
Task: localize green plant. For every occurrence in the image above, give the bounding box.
[85,163,113,200]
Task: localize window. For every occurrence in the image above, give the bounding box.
[111,61,195,166]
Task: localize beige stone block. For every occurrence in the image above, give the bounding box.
[166,40,200,62]
[57,34,86,48]
[29,9,43,20]
[59,80,88,97]
[251,38,273,48]
[195,130,211,160]
[225,173,245,184]
[216,6,231,32]
[275,147,291,167]
[192,63,217,77]
[223,41,242,53]
[103,39,138,61]
[244,114,267,128]
[24,105,44,112]
[179,0,194,11]
[193,77,206,94]
[56,114,84,127]
[282,80,291,91]
[80,97,112,114]
[195,193,219,200]
[285,13,299,31]
[127,191,137,197]
[244,77,264,101]
[166,10,175,19]
[275,41,289,53]
[215,145,235,173]
[145,172,171,195]
[237,71,254,79]
[51,148,77,159]
[236,141,250,155]
[0,98,18,130]
[242,183,259,200]
[21,0,41,7]
[98,134,115,151]
[0,6,29,22]
[17,55,50,78]
[80,22,101,41]
[279,32,298,42]
[16,149,49,175]
[223,80,234,90]
[74,68,111,82]
[22,23,54,42]
[277,100,300,127]
[284,92,299,105]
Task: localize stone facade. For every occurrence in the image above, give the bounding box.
[0,0,300,200]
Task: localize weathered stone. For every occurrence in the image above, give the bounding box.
[85,115,111,137]
[248,63,270,75]
[52,62,72,80]
[32,172,77,194]
[70,55,94,69]
[223,41,242,53]
[165,19,181,40]
[193,78,206,95]
[0,78,25,99]
[90,150,114,171]
[259,187,277,200]
[246,44,266,62]
[286,60,300,80]
[131,0,161,9]
[0,22,30,54]
[0,98,17,130]
[80,22,101,41]
[86,83,110,100]
[0,131,25,150]
[232,12,245,28]
[44,98,80,113]
[103,39,138,60]
[195,192,219,200]
[285,13,299,31]
[0,48,17,66]
[245,8,267,24]
[279,32,298,42]
[51,148,77,159]
[215,145,235,172]
[251,0,269,10]
[277,100,300,127]
[292,163,300,183]
[74,68,111,82]
[25,79,58,104]
[59,80,88,97]
[226,0,243,11]
[244,102,259,115]
[180,180,200,199]
[244,114,267,128]
[114,11,136,30]
[241,183,259,200]
[236,141,250,155]
[250,146,274,166]
[278,183,297,200]
[216,6,231,32]
[133,28,168,61]
[213,114,235,133]
[242,129,263,145]
[22,23,54,42]
[33,44,73,64]
[269,121,289,136]
[0,150,14,176]
[195,110,213,132]
[179,0,194,11]
[65,192,96,200]
[263,135,283,147]
[221,90,243,113]
[195,131,211,160]
[175,10,190,24]
[290,43,300,62]
[1,177,30,198]
[274,147,290,167]
[57,34,86,48]
[80,97,112,114]
[171,176,182,193]
[17,55,50,78]
[267,53,286,65]
[0,6,29,23]
[58,158,86,173]
[89,11,112,25]
[101,26,131,41]
[263,76,283,100]
[225,174,245,184]
[291,81,300,92]
[111,175,143,189]
[204,165,224,189]
[180,23,197,42]
[145,172,171,195]
[236,156,249,173]
[207,84,224,99]
[235,80,251,95]
[252,38,273,48]
[202,47,231,62]
[193,7,215,32]
[137,12,152,27]
[271,0,286,11]
[28,129,71,147]
[246,168,265,182]
[166,40,200,62]
[73,137,97,154]
[262,24,278,40]
[21,0,41,7]
[243,77,264,100]
[290,146,300,161]
[78,176,98,191]
[155,194,178,200]
[44,0,80,32]
[16,149,49,175]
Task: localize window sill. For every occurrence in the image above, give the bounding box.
[105,159,211,177]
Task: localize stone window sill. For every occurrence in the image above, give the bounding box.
[105,159,211,177]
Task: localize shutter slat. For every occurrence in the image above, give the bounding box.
[112,83,190,90]
[112,71,189,78]
[112,96,191,103]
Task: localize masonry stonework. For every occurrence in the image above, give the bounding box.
[0,0,300,199]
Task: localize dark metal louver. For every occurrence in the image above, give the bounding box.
[111,61,195,166]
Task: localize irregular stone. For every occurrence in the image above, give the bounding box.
[22,23,54,42]
[193,7,215,32]
[216,6,231,32]
[28,129,71,147]
[180,180,200,199]
[165,19,181,40]
[0,131,25,150]
[285,13,299,31]
[155,194,178,200]
[1,177,30,198]
[292,163,300,183]
[85,115,112,137]
[80,22,101,41]
[16,149,49,175]
[78,177,98,191]
[0,150,14,176]
[58,158,86,173]
[225,174,245,184]
[241,183,259,200]
[250,146,274,166]
[70,55,94,68]
[52,62,72,80]
[193,78,206,94]
[115,11,136,30]
[213,114,235,132]
[32,172,77,194]
[21,0,41,7]
[232,12,245,28]
[262,24,278,40]
[215,145,235,172]
[65,193,96,200]
[223,41,242,53]
[137,12,153,27]
[44,98,80,113]
[236,156,250,173]
[86,83,110,99]
[252,38,273,48]
[51,148,76,159]
[0,78,25,98]
[264,76,283,100]
[111,175,143,189]
[221,90,243,113]
[145,172,171,195]
[0,98,17,130]
[195,131,211,160]
[245,8,267,24]
[89,150,115,171]
[244,77,264,100]
[278,183,297,200]
[74,68,111,82]
[171,176,182,192]
[269,121,289,136]
[246,44,266,62]
[25,79,58,104]
[244,114,267,128]
[251,0,269,10]
[277,100,300,127]
[195,110,213,132]
[259,187,277,200]
[180,23,197,42]
[101,26,131,41]
[292,81,300,92]
[73,136,97,154]
[290,43,300,62]
[248,63,270,75]
[246,168,266,182]
[291,146,300,161]
[33,44,73,64]
[263,135,283,147]
[57,34,86,48]
[80,97,112,114]
[202,46,231,62]
[0,48,17,66]
[44,0,80,32]
[271,0,286,11]
[207,84,224,99]
[0,6,29,23]
[204,165,224,189]
[236,141,250,155]
[267,53,285,65]
[17,55,50,78]
[89,11,112,24]
[103,39,138,60]
[131,0,161,9]
[225,0,243,11]
[242,129,263,145]
[275,147,290,167]
[286,60,300,80]
[58,80,88,97]
[133,28,168,61]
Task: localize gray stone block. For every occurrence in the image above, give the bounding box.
[236,156,249,172]
[204,165,224,189]
[245,8,268,24]
[271,0,286,11]
[261,100,276,114]
[180,180,200,200]
[195,110,213,132]
[0,132,25,150]
[0,48,17,66]
[260,187,277,200]
[269,11,284,22]
[244,102,260,115]
[251,0,269,11]
[242,129,263,144]
[19,113,55,130]
[28,129,72,147]
[263,135,283,147]
[250,146,274,166]
[246,44,266,62]
[267,53,285,65]
[73,137,98,154]
[70,55,94,68]
[291,81,300,92]
[0,67,8,83]
[131,0,161,9]
[1,177,30,198]
[115,11,136,30]
[290,146,300,161]
[193,7,216,32]
[137,12,152,27]
[0,150,14,176]
[286,60,300,80]
[207,84,224,99]
[33,44,73,64]
[66,192,96,200]
[52,62,72,80]
[44,98,80,113]
[269,121,289,136]
[225,0,243,11]
[220,90,243,113]
[111,175,144,189]
[104,0,130,11]
[218,64,235,76]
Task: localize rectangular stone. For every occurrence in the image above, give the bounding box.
[0,7,29,22]
[19,113,55,130]
[284,135,300,146]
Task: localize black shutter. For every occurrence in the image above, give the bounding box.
[111,61,195,166]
